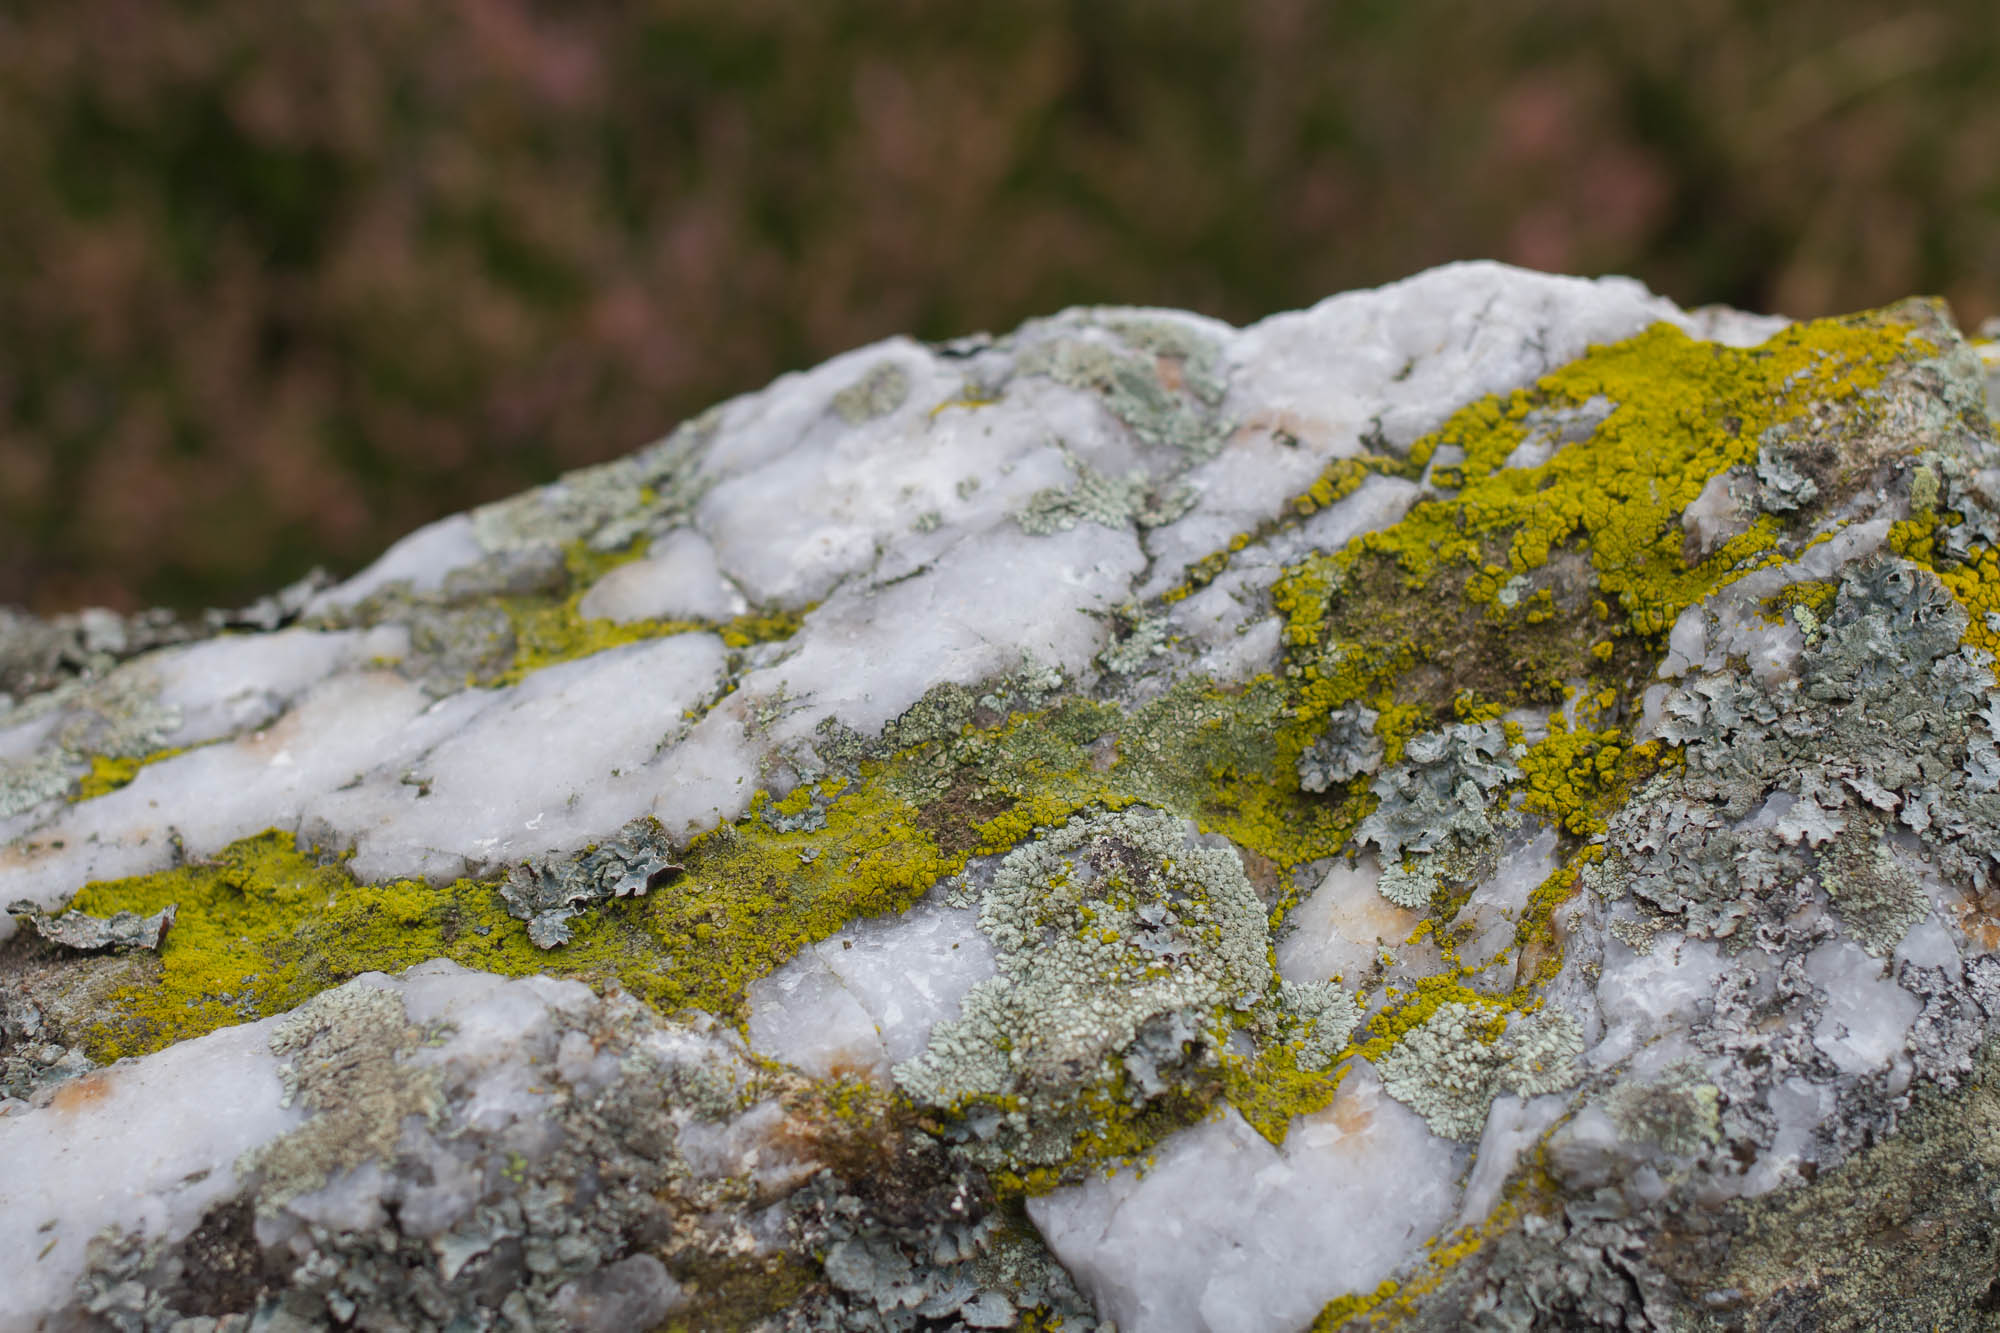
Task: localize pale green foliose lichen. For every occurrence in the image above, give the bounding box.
[1014,447,1194,536]
[895,806,1274,1111]
[832,361,911,424]
[1014,314,1229,461]
[1371,1002,1583,1141]
[471,410,716,555]
[1611,557,2000,950]
[1096,609,1173,677]
[242,983,443,1209]
[1356,720,1521,909]
[1297,702,1383,793]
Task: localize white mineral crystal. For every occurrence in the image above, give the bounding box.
[5,261,1998,1332]
[1027,1065,1465,1333]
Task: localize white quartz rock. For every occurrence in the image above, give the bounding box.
[739,520,1143,748]
[304,512,486,614]
[1276,854,1431,992]
[1028,1064,1465,1333]
[0,1016,303,1330]
[1139,263,1727,601]
[307,632,728,881]
[577,527,747,624]
[1806,938,1922,1076]
[0,961,762,1333]
[0,670,436,923]
[747,888,996,1079]
[7,262,1988,1332]
[1589,931,1729,1070]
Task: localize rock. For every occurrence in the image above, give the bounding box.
[2,260,1998,1331]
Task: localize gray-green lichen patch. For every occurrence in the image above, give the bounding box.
[51,964,1111,1333]
[1356,720,1522,909]
[1014,314,1229,462]
[1754,433,1821,512]
[0,751,79,820]
[242,983,443,1208]
[1014,448,1195,536]
[0,986,97,1105]
[1096,608,1173,677]
[894,806,1357,1176]
[1616,557,2000,950]
[0,589,289,702]
[792,1178,1097,1331]
[0,664,182,816]
[470,410,717,557]
[1371,1002,1583,1140]
[833,362,912,424]
[896,807,1273,1109]
[1297,702,1383,793]
[501,816,682,948]
[7,899,174,951]
[1603,1059,1722,1156]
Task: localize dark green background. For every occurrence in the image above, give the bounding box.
[4,0,1995,613]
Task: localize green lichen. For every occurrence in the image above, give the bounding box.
[469,416,714,556]
[1371,1001,1583,1140]
[1604,1059,1722,1156]
[896,807,1273,1109]
[1015,316,1228,460]
[1818,834,1933,958]
[242,983,443,1208]
[892,806,1361,1185]
[1759,578,1838,626]
[832,361,911,424]
[1269,311,1924,774]
[1515,715,1664,837]
[62,832,693,1061]
[1014,448,1193,536]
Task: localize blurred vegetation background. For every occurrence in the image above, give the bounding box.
[3,0,1997,614]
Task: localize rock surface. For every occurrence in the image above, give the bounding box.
[4,261,2000,1332]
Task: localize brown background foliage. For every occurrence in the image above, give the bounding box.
[3,0,1996,614]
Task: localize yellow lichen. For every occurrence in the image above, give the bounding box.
[70,747,186,802]
[66,832,688,1061]
[1935,543,2000,658]
[1516,717,1663,837]
[1759,579,1838,626]
[491,539,812,686]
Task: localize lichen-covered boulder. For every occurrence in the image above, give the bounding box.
[5,261,2000,1332]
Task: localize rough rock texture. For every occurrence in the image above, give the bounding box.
[5,261,2000,1332]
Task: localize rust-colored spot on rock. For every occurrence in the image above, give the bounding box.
[50,1071,115,1112]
